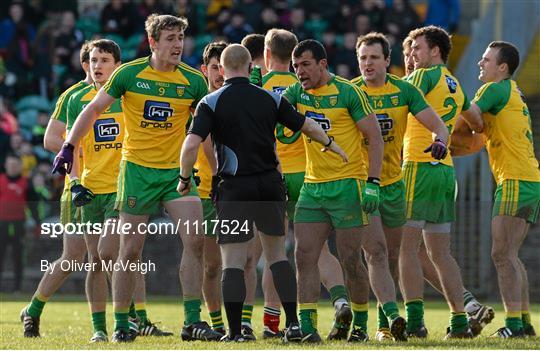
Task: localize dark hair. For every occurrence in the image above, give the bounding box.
[202,41,228,66]
[265,29,298,63]
[292,39,327,62]
[356,32,390,59]
[241,34,265,60]
[408,25,452,63]
[488,41,520,76]
[90,39,121,63]
[80,41,92,64]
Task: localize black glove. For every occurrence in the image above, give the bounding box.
[424,138,448,160]
[210,175,220,204]
[192,168,201,186]
[70,179,95,207]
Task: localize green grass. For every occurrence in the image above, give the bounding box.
[1,294,539,349]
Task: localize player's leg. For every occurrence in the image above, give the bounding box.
[419,242,443,292]
[517,223,534,336]
[241,230,261,339]
[382,225,401,287]
[261,262,282,338]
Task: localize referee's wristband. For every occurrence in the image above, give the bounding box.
[179,174,191,183]
[324,137,333,147]
[367,177,380,186]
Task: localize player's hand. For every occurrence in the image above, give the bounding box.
[210,175,220,203]
[192,168,201,186]
[177,174,192,196]
[424,138,448,160]
[361,178,380,214]
[70,179,95,207]
[52,142,75,175]
[322,140,349,163]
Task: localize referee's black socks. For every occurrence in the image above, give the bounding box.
[270,260,298,327]
[222,268,246,337]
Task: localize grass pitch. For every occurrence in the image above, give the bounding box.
[1,294,539,349]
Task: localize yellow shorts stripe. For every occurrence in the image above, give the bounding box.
[356,179,369,224]
[512,179,520,215]
[405,163,418,218]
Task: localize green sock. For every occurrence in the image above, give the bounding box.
[92,311,107,334]
[352,303,368,332]
[506,312,524,333]
[27,295,47,318]
[449,312,468,333]
[128,301,137,319]
[242,304,253,326]
[299,303,317,334]
[377,304,390,329]
[405,300,424,332]
[329,285,348,305]
[382,301,400,321]
[462,290,477,306]
[114,310,129,332]
[184,299,201,325]
[522,311,532,328]
[135,303,148,326]
[209,310,224,329]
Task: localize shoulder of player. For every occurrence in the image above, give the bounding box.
[109,57,148,79]
[350,75,364,86]
[177,62,206,82]
[56,81,86,105]
[334,75,366,97]
[69,84,94,102]
[475,81,501,98]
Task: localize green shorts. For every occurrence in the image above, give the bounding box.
[116,160,199,215]
[60,186,79,225]
[403,161,455,224]
[201,198,217,236]
[81,193,118,224]
[493,179,540,223]
[372,179,406,228]
[284,171,305,220]
[294,178,369,229]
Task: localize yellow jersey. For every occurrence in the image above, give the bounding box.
[473,79,540,184]
[103,56,208,169]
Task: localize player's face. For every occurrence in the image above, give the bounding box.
[5,157,22,177]
[89,48,119,84]
[411,35,433,69]
[478,47,501,83]
[152,28,184,66]
[358,43,389,84]
[403,46,414,75]
[201,57,224,92]
[292,50,327,90]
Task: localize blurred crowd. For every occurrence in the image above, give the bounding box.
[0,0,458,223]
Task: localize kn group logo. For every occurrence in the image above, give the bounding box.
[376,113,394,136]
[141,100,174,129]
[94,118,120,142]
[305,111,331,131]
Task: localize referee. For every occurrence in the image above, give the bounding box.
[178,44,347,342]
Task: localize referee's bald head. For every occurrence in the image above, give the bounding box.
[220,44,252,75]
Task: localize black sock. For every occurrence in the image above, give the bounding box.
[222,268,245,337]
[270,260,298,327]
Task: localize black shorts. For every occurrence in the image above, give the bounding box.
[216,170,286,244]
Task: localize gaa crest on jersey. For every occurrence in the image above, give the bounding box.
[445,75,457,94]
[94,118,120,142]
[176,85,185,97]
[127,196,137,209]
[390,95,399,106]
[329,95,338,106]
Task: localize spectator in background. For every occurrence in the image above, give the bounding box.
[101,0,139,38]
[53,11,84,67]
[383,0,420,40]
[321,30,338,64]
[336,63,352,80]
[206,0,233,33]
[5,16,35,95]
[259,7,280,34]
[0,99,18,172]
[357,0,386,32]
[32,20,56,97]
[58,48,85,93]
[335,32,359,78]
[304,12,328,41]
[234,0,263,32]
[289,8,312,42]
[0,58,16,101]
[171,0,197,35]
[354,13,372,36]
[19,141,37,177]
[182,36,200,68]
[0,153,40,292]
[224,10,253,44]
[425,0,460,33]
[0,2,36,51]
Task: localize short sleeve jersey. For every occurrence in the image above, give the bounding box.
[195,145,213,199]
[67,84,124,194]
[50,80,89,124]
[352,74,429,186]
[262,71,306,174]
[473,79,540,184]
[283,74,373,183]
[103,56,208,169]
[405,64,469,166]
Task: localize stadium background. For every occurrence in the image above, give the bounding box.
[0,0,539,302]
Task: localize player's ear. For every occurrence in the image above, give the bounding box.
[200,64,208,77]
[148,36,156,52]
[248,62,253,74]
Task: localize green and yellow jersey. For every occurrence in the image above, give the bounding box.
[51,80,89,124]
[263,71,306,173]
[473,79,540,184]
[352,74,429,186]
[67,84,124,194]
[195,146,212,199]
[405,64,469,166]
[283,74,373,183]
[103,56,208,169]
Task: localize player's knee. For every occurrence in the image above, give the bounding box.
[364,243,388,266]
[204,258,222,279]
[491,246,513,267]
[98,246,117,266]
[294,246,317,271]
[184,237,204,257]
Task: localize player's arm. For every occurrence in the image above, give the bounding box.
[202,135,217,176]
[356,113,383,179]
[43,119,66,153]
[460,90,483,132]
[413,107,449,143]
